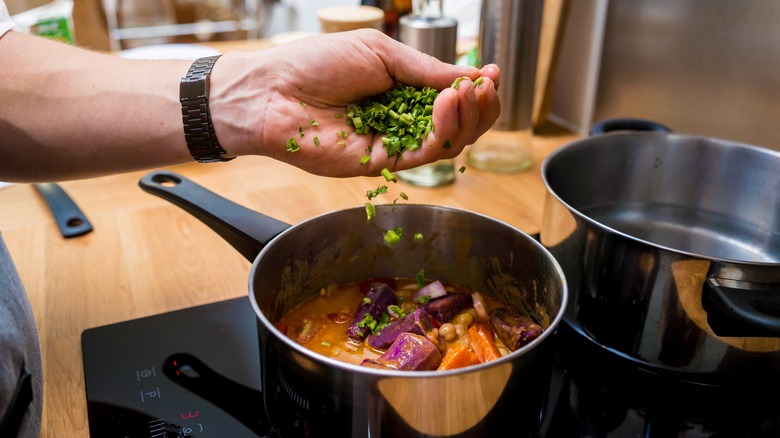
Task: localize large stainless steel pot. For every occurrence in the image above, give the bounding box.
[540,118,780,387]
[139,171,567,438]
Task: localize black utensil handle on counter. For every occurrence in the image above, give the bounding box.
[34,183,94,238]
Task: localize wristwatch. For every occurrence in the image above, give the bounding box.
[180,55,234,163]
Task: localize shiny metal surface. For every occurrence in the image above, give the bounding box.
[594,0,780,151]
[540,132,780,385]
[250,205,567,437]
[478,0,543,131]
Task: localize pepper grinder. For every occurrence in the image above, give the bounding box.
[395,0,458,187]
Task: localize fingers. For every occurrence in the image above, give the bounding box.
[422,74,500,159]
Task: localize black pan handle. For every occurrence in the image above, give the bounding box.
[702,278,780,337]
[138,171,291,262]
[589,118,673,136]
[34,183,94,238]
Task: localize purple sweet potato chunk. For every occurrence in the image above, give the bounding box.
[423,292,472,324]
[374,333,442,371]
[346,283,398,341]
[367,308,437,350]
[489,308,544,351]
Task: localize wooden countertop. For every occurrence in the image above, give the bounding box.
[0,49,578,436]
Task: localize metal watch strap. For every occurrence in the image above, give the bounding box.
[180,55,234,163]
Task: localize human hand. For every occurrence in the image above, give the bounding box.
[209,29,500,178]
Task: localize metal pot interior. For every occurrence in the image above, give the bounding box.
[542,132,780,264]
[249,204,566,353]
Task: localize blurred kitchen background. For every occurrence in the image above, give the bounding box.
[6,0,780,151]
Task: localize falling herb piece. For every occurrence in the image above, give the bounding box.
[414,232,423,240]
[458,166,466,173]
[384,227,403,245]
[381,168,397,183]
[366,185,388,200]
[286,138,300,152]
[359,155,371,165]
[399,192,409,201]
[365,203,376,221]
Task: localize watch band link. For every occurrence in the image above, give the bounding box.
[180,55,234,163]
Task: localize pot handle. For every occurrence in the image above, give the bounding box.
[139,171,291,262]
[589,118,673,136]
[702,278,780,337]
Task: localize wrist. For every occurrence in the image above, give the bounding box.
[180,55,235,163]
[206,51,271,159]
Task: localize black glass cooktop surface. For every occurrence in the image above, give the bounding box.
[83,297,780,438]
[82,297,272,438]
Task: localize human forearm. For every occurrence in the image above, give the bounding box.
[0,31,192,182]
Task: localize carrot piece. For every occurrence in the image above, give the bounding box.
[468,323,502,363]
[437,343,472,371]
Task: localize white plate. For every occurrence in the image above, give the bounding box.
[118,44,222,60]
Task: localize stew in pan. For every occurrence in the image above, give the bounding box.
[276,278,544,371]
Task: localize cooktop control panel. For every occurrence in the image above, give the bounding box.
[82,297,271,437]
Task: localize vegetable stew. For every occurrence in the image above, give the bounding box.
[275,278,544,372]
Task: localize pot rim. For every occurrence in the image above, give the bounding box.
[540,132,780,267]
[247,204,569,377]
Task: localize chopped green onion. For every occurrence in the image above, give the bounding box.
[474,76,484,87]
[286,138,300,152]
[414,232,423,240]
[345,84,439,159]
[313,136,320,146]
[451,76,468,89]
[399,192,408,200]
[416,269,425,286]
[321,341,330,347]
[299,101,307,107]
[384,227,402,245]
[298,127,304,137]
[366,185,388,200]
[359,155,371,165]
[381,168,397,182]
[365,203,376,221]
[310,119,319,127]
[458,165,466,173]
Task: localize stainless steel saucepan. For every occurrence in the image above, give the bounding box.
[140,170,568,438]
[540,118,780,387]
